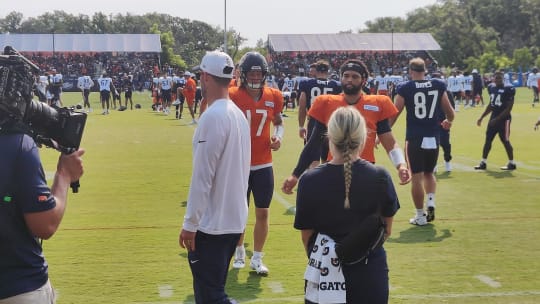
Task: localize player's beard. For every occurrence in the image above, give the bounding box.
[343,83,362,95]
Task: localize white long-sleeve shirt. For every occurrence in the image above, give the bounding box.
[183,98,251,235]
[527,72,539,88]
[77,75,94,90]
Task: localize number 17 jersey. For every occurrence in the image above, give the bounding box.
[229,86,284,168]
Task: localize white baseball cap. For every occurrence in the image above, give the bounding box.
[200,51,235,79]
[472,69,478,73]
[184,71,191,77]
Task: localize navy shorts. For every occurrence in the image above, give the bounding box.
[100,90,111,101]
[248,166,274,208]
[406,139,439,174]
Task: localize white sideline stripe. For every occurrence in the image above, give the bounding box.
[267,281,285,293]
[158,285,174,298]
[475,275,502,288]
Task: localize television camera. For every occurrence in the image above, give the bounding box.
[0,46,87,192]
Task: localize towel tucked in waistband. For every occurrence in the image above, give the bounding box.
[304,233,346,304]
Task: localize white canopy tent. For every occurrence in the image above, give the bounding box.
[0,34,161,53]
[268,33,441,52]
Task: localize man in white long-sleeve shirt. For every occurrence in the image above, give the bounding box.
[179,51,250,304]
[527,67,539,106]
[77,71,94,113]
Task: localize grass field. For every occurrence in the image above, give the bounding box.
[38,88,540,304]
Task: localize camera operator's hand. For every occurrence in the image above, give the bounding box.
[56,149,85,183]
[30,148,85,240]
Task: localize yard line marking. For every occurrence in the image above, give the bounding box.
[273,191,295,214]
[158,285,174,298]
[267,281,285,293]
[133,290,540,303]
[435,161,476,172]
[475,274,502,288]
[392,290,540,299]
[453,156,540,175]
[240,296,304,303]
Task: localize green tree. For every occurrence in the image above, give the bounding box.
[0,12,23,32]
[512,47,534,70]
[150,24,186,69]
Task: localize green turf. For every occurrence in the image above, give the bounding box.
[38,88,540,303]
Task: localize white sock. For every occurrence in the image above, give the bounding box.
[416,209,425,217]
[252,251,263,260]
[481,158,487,163]
[426,193,435,207]
[235,245,245,259]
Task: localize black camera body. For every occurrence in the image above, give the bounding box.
[25,101,87,154]
[0,46,86,154]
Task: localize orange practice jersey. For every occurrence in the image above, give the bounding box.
[308,93,398,163]
[183,78,197,101]
[229,78,238,88]
[229,86,284,167]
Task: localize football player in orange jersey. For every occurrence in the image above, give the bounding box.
[229,52,284,275]
[181,72,198,124]
[282,59,411,194]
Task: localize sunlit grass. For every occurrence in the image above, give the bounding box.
[39,88,540,303]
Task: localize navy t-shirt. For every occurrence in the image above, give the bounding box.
[294,160,399,242]
[396,79,448,140]
[0,133,55,299]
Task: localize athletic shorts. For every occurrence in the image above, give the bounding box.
[247,166,274,208]
[161,89,171,102]
[405,138,439,174]
[100,90,110,101]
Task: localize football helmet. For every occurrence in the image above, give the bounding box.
[239,52,268,89]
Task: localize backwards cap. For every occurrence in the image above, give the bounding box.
[200,51,234,79]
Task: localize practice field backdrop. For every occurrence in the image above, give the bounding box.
[37,88,540,304]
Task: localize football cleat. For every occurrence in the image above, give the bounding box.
[409,214,428,226]
[250,258,269,275]
[232,247,245,269]
[474,162,487,170]
[445,162,452,172]
[232,258,245,269]
[426,206,435,222]
[500,163,516,170]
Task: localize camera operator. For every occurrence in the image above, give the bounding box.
[0,50,85,303]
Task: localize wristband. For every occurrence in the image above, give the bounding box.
[274,124,285,141]
[388,148,406,167]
